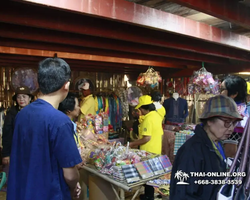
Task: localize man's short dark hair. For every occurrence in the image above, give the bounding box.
[151,91,162,102]
[58,92,77,114]
[223,75,247,103]
[38,58,71,94]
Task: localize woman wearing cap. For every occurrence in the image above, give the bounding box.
[170,95,242,200]
[2,86,33,181]
[130,95,164,200]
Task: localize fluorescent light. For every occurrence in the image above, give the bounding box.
[239,72,250,75]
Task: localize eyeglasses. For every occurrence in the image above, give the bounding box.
[217,117,237,128]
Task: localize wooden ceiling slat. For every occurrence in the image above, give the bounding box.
[1,1,249,63]
[0,24,231,65]
[168,0,250,30]
[14,0,250,51]
[0,37,203,67]
[0,46,189,68]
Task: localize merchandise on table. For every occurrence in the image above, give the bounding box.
[134,161,154,179]
[121,164,140,183]
[147,157,165,176]
[88,143,172,184]
[158,155,172,173]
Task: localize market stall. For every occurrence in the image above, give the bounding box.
[82,164,169,200]
[77,114,172,200]
[162,65,221,163]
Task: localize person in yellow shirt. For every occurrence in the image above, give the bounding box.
[78,79,96,121]
[129,95,163,200]
[151,90,166,122]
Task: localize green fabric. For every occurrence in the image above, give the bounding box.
[209,137,223,161]
[0,172,6,190]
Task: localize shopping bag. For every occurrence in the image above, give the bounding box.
[217,184,235,200]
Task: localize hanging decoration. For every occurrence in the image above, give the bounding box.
[188,63,220,95]
[136,67,162,88]
[127,86,143,107]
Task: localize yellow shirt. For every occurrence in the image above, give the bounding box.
[78,94,96,121]
[139,111,163,154]
[153,102,166,121]
[156,106,166,121]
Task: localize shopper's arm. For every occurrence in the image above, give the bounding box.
[129,136,151,147]
[63,166,80,190]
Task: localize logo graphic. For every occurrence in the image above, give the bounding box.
[174,170,190,185]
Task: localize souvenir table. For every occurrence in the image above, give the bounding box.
[82,164,170,200]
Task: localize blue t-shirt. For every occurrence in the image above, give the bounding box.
[7,99,82,200]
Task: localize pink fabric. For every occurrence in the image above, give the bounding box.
[162,130,175,164]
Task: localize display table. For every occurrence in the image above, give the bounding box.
[82,164,169,200]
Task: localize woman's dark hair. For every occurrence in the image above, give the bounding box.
[140,103,156,111]
[58,92,77,114]
[151,91,162,102]
[223,75,247,103]
[38,58,71,94]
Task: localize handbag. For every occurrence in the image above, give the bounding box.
[217,119,250,200]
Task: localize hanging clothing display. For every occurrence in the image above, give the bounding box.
[95,93,122,131]
[163,97,188,123]
[116,88,129,119]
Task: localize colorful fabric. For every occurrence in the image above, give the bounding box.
[147,157,165,175]
[139,110,163,154]
[174,132,187,155]
[121,164,140,183]
[234,102,249,133]
[134,161,154,179]
[159,155,172,173]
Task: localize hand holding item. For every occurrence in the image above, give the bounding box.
[72,182,81,199]
[76,161,86,170]
[2,156,10,165]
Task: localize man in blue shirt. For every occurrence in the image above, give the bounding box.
[7,58,82,200]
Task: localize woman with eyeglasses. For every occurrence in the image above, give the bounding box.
[170,95,242,200]
[220,75,248,159]
[2,86,33,186]
[220,75,248,138]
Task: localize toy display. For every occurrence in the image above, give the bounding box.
[188,66,220,95]
[137,67,162,88]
